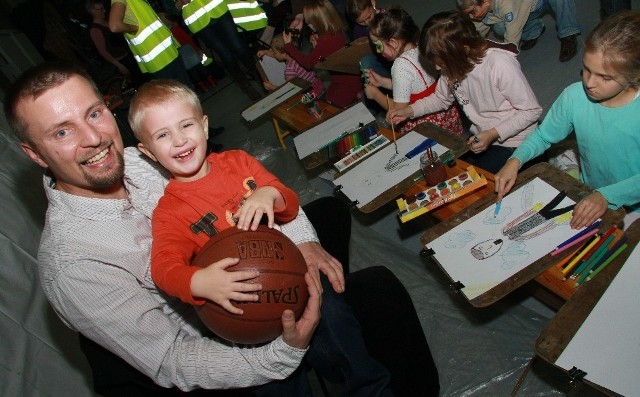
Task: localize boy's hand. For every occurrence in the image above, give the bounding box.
[236,186,283,231]
[281,267,322,349]
[494,158,520,202]
[571,192,608,229]
[191,257,261,315]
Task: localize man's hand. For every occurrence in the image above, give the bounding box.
[297,241,345,293]
[494,158,520,202]
[281,267,322,349]
[570,192,608,229]
[190,258,261,314]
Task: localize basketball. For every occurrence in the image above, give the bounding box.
[192,225,309,344]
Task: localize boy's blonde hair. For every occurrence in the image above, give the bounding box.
[128,80,203,141]
[270,34,285,52]
[303,0,345,35]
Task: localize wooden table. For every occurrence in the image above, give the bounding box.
[419,163,625,307]
[270,93,341,149]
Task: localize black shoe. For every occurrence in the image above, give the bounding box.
[209,126,225,136]
[559,34,578,62]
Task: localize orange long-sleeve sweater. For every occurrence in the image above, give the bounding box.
[150,150,300,305]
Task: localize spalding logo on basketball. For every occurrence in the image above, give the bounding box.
[192,225,309,344]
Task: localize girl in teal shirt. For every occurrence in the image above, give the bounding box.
[495,11,640,230]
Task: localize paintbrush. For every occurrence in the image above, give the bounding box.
[386,95,398,154]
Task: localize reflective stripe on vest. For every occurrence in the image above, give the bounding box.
[182,0,227,34]
[227,1,267,31]
[124,0,178,73]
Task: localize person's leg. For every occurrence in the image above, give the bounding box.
[520,0,545,45]
[461,145,515,174]
[301,196,351,273]
[212,12,259,78]
[545,0,581,38]
[600,0,632,19]
[344,266,440,397]
[153,56,195,90]
[305,274,393,397]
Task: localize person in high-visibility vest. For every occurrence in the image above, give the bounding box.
[176,0,262,100]
[108,0,193,88]
[227,0,268,32]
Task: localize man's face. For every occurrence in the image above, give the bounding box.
[17,75,125,197]
[136,98,210,183]
[463,1,491,21]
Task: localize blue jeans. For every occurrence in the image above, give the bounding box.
[196,11,255,72]
[489,0,581,41]
[250,275,393,397]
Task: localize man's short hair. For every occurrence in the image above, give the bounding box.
[4,62,99,143]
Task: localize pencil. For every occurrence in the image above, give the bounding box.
[554,220,601,250]
[550,228,599,256]
[572,234,615,282]
[386,95,398,154]
[562,234,601,277]
[580,224,617,263]
[585,243,629,282]
[554,245,584,269]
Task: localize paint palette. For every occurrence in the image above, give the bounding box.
[333,134,390,172]
[396,166,487,223]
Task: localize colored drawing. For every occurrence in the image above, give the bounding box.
[426,177,578,300]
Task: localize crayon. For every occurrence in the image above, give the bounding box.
[562,234,601,277]
[585,243,629,282]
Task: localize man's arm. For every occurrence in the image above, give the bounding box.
[44,259,307,391]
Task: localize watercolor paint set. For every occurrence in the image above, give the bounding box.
[333,134,390,172]
[396,166,487,223]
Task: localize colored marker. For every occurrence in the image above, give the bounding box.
[562,234,601,277]
[493,201,502,218]
[550,228,599,256]
[555,220,601,250]
[585,243,629,282]
[572,234,615,281]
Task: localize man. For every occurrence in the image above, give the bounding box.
[458,0,581,62]
[5,62,397,395]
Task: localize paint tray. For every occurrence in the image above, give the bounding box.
[396,166,487,223]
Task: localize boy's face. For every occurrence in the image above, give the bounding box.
[355,5,376,27]
[462,0,491,22]
[137,98,210,182]
[582,50,630,105]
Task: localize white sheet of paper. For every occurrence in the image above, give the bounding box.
[555,244,640,396]
[333,131,448,209]
[426,178,577,300]
[258,55,286,86]
[241,82,302,122]
[293,102,375,159]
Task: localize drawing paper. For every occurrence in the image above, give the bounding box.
[333,131,448,208]
[241,81,303,122]
[293,102,375,159]
[555,243,640,396]
[426,178,577,300]
[258,55,286,86]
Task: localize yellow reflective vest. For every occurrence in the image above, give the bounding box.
[124,0,179,73]
[181,0,267,35]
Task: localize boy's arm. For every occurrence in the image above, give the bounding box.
[502,0,536,46]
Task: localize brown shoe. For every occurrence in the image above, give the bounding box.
[559,34,578,62]
[520,37,539,51]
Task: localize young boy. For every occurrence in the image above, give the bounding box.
[128,79,300,313]
[257,35,325,96]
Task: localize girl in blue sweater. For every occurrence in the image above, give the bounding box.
[495,11,640,230]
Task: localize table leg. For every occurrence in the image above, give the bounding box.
[271,117,289,149]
